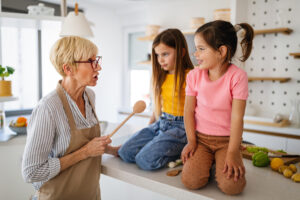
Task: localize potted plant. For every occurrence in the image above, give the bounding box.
[0,65,15,97]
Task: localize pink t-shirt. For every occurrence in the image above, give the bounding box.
[185,64,248,136]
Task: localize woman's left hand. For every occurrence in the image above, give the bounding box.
[222,151,245,182]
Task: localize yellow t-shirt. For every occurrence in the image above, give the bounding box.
[161,72,188,116]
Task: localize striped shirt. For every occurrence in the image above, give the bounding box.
[22,87,98,190]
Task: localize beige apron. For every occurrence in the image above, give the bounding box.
[38,83,101,200]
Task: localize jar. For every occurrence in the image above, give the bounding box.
[289,99,300,127]
[0,110,4,129]
[27,3,55,16]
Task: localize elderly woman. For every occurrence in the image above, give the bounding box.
[22,36,115,200]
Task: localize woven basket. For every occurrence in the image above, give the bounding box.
[190,17,205,29]
[214,8,231,22]
[0,80,12,97]
[146,25,161,36]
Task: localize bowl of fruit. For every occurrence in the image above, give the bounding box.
[9,116,27,135]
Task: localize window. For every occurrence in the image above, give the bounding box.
[126,31,151,108]
[124,32,197,111]
[1,27,39,111]
[1,20,61,115]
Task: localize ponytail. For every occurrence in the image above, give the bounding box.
[237,23,254,62]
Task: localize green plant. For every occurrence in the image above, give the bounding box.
[0,65,15,80]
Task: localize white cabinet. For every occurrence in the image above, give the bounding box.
[0,136,35,200]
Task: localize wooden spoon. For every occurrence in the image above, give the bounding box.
[108,100,146,138]
[166,168,182,176]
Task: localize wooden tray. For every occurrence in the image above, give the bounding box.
[242,144,300,165]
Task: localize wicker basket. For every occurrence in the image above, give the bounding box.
[146,25,161,36]
[214,8,231,22]
[190,17,205,29]
[0,80,12,97]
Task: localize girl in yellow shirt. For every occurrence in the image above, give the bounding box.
[118,29,194,170]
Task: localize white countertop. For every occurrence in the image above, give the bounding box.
[102,124,300,200]
[1,122,299,200]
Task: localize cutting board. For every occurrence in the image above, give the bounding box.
[241,144,300,165]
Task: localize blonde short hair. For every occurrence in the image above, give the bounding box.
[50,36,98,76]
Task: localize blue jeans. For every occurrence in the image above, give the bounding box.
[118,112,187,170]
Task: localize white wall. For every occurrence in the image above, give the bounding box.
[79,2,123,123]
[80,0,231,123]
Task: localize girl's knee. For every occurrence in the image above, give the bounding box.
[118,146,136,163]
[135,152,161,170]
[181,171,208,190]
[217,178,246,195]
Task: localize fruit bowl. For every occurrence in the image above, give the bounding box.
[9,124,27,135]
[9,116,28,135]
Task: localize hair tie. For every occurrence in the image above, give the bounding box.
[234,24,242,32]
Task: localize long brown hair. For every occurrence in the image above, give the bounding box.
[195,20,254,63]
[151,29,193,118]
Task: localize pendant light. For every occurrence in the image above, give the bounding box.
[60,3,93,37]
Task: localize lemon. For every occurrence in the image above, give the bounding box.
[270,158,284,171]
[288,164,297,173]
[283,168,293,178]
[291,173,300,182]
[278,165,288,174]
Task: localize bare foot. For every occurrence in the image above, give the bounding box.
[106,145,121,157]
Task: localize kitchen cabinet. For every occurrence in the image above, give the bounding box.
[0,135,35,200]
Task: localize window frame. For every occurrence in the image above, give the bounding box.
[122,25,152,109]
[1,20,61,117]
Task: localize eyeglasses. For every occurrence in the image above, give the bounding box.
[74,56,102,70]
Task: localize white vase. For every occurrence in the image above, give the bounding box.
[289,99,300,127]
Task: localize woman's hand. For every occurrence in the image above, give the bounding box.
[223,151,245,182]
[181,142,197,164]
[84,136,112,158]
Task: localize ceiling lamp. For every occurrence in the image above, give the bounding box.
[60,3,93,37]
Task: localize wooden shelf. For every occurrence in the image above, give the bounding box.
[138,60,151,65]
[254,27,293,35]
[248,77,291,83]
[137,35,156,41]
[289,53,300,59]
[0,96,18,103]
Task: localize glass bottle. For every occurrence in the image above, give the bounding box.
[0,110,4,129]
[289,99,300,128]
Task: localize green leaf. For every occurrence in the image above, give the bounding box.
[0,67,5,75]
[6,66,15,75]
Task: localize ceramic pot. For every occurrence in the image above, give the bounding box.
[0,80,12,96]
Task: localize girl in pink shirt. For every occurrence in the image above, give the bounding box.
[181,20,254,195]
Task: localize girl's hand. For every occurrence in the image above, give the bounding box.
[83,136,112,158]
[181,142,197,164]
[223,151,245,182]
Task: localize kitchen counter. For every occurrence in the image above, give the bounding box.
[103,124,300,200]
[1,122,299,200]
